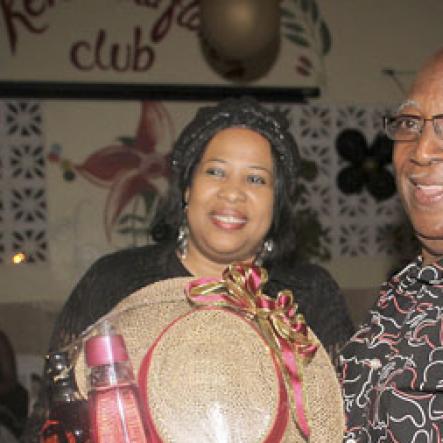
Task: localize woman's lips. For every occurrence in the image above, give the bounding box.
[210,211,247,230]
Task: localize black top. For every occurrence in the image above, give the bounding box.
[23,241,354,442]
[49,241,354,353]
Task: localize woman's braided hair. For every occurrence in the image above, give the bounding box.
[171,96,300,191]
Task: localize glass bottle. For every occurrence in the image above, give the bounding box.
[40,351,90,443]
[85,321,150,443]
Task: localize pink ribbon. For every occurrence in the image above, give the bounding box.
[186,263,318,440]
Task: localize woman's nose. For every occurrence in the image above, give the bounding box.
[412,122,443,164]
[217,180,246,202]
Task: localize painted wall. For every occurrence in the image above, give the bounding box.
[1,0,443,309]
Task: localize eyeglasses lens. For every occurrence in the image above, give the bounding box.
[434,117,443,138]
[385,116,421,141]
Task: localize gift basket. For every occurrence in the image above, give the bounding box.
[73,264,344,442]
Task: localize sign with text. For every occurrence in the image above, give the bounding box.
[0,0,322,89]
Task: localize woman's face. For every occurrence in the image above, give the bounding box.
[184,127,275,271]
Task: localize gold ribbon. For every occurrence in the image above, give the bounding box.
[185,262,318,439]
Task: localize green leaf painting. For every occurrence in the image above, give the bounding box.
[281,7,296,19]
[319,21,332,55]
[285,33,310,48]
[310,1,319,22]
[281,0,332,85]
[301,0,310,13]
[284,22,306,33]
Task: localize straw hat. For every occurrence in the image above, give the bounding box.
[74,274,344,442]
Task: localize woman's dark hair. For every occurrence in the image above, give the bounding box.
[151,96,301,265]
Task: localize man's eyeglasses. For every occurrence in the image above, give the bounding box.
[383,114,443,141]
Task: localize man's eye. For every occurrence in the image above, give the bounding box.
[395,116,421,131]
[247,175,266,185]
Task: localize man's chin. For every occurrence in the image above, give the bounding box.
[414,228,443,242]
[414,233,443,261]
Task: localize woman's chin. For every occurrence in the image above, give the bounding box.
[208,249,256,266]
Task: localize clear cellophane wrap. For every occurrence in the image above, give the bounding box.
[74,265,344,443]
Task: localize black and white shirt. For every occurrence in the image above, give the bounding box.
[341,257,443,442]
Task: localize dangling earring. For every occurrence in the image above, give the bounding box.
[255,239,274,266]
[177,221,189,260]
[177,205,189,260]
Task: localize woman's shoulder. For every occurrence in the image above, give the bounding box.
[88,242,174,275]
[50,242,181,348]
[266,260,345,308]
[266,260,355,347]
[72,242,180,298]
[268,260,337,289]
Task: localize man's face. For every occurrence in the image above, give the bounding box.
[393,59,443,264]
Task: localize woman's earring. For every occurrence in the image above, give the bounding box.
[177,218,189,260]
[255,239,274,266]
[263,239,274,254]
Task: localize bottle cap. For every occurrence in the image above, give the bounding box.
[85,333,129,367]
[45,351,71,382]
[46,351,69,371]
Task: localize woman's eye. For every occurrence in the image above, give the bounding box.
[205,167,224,177]
[247,174,266,185]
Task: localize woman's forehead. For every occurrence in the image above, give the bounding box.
[202,127,273,165]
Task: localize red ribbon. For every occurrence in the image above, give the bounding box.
[186,263,318,440]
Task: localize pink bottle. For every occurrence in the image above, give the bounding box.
[85,321,150,443]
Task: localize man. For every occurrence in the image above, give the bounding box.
[341,49,443,442]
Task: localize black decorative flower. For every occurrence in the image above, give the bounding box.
[336,129,395,201]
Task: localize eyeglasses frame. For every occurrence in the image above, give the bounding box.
[383,114,443,141]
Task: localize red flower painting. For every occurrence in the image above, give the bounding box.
[50,102,175,242]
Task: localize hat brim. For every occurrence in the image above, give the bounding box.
[75,277,344,442]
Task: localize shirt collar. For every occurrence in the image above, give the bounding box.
[398,255,443,285]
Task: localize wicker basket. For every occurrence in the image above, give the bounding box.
[75,276,344,442]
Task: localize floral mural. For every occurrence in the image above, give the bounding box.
[49,102,174,244]
[0,100,419,268]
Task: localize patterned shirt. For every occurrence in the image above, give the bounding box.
[340,256,443,442]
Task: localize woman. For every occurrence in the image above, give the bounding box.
[49,96,354,353]
[24,97,353,442]
[0,331,28,441]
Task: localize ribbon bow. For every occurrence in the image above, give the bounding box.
[186,263,318,440]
